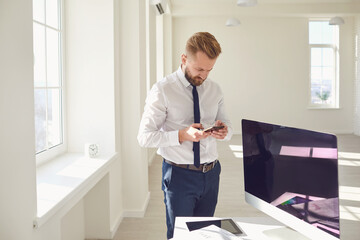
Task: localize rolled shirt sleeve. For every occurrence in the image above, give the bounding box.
[137,83,181,148]
[216,92,233,142]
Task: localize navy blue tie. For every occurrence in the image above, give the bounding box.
[192,85,200,167]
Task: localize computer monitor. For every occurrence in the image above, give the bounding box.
[241,119,340,240]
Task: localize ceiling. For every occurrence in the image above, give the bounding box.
[170,0,358,5]
[168,0,359,17]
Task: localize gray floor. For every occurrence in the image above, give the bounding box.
[113,134,360,240]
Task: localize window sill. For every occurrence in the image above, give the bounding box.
[34,152,118,228]
[307,107,341,110]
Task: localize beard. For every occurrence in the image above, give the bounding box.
[184,67,205,86]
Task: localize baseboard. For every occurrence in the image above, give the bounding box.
[122,191,151,218]
[110,212,124,239]
[90,205,139,240]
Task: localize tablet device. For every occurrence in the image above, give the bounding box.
[186,219,246,236]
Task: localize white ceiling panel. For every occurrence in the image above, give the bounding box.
[170,0,358,5]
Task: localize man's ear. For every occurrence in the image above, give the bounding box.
[181,54,187,65]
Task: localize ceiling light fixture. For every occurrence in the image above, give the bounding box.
[226,17,241,27]
[329,16,345,25]
[237,0,258,7]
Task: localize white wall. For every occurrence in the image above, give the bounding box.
[355,15,360,136]
[172,16,355,134]
[84,174,110,239]
[0,0,150,239]
[66,0,116,155]
[35,217,62,240]
[34,0,152,237]
[0,0,37,239]
[61,201,85,240]
[63,0,119,239]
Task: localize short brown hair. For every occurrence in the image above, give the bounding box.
[185,32,222,59]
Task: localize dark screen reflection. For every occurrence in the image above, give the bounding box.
[242,119,340,238]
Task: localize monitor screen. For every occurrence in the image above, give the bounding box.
[242,119,340,240]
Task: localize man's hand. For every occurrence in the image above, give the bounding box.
[210,120,228,140]
[179,123,210,144]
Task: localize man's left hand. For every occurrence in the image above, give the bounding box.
[211,120,228,140]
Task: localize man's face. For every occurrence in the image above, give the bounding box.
[182,51,217,86]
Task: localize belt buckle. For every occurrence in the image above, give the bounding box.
[202,162,212,173]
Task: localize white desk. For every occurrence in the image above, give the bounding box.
[173,216,311,240]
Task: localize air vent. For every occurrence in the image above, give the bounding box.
[150,0,168,16]
[155,3,164,15]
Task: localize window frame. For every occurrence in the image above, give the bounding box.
[33,0,66,165]
[308,19,340,109]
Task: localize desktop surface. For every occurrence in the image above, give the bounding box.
[173,216,311,240]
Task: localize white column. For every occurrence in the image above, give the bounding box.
[0,0,37,239]
[164,13,173,75]
[118,0,150,215]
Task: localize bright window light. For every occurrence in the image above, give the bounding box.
[229,145,243,158]
[309,20,339,108]
[339,186,360,202]
[338,159,360,167]
[340,205,360,221]
[229,145,243,152]
[33,0,64,155]
[338,151,360,160]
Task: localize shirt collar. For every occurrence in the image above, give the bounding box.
[176,65,192,88]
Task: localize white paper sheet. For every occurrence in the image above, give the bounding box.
[172,224,241,240]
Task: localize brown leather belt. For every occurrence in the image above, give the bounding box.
[164,159,218,173]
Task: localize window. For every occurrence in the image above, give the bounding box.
[309,20,339,108]
[33,0,64,158]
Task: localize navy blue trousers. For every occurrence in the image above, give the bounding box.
[162,159,221,239]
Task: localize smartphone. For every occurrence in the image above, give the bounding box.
[203,125,225,132]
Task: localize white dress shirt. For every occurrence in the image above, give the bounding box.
[137,66,233,164]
